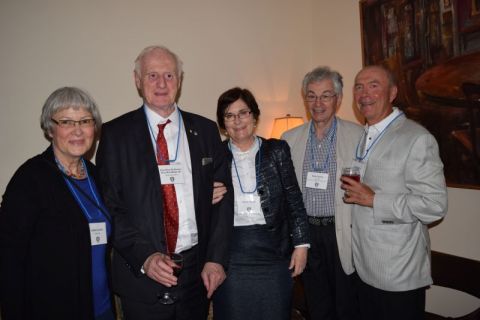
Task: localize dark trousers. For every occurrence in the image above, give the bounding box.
[302,223,358,320]
[213,225,293,320]
[356,276,426,320]
[121,246,209,320]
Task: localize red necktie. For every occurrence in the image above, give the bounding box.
[157,120,179,254]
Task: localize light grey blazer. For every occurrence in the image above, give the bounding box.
[282,117,363,275]
[352,115,448,291]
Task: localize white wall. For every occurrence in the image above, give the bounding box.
[1,0,479,316]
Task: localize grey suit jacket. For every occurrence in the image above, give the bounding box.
[282,117,363,274]
[352,114,447,291]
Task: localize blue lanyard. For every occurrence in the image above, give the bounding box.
[355,112,405,161]
[229,137,261,194]
[144,106,182,163]
[309,118,337,172]
[56,158,107,221]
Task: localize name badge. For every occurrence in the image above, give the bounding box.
[306,172,329,189]
[158,164,185,184]
[89,222,107,246]
[237,193,262,216]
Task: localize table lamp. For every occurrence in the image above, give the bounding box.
[270,114,304,138]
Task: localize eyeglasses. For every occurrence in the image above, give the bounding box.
[305,93,337,103]
[51,118,96,128]
[224,109,252,122]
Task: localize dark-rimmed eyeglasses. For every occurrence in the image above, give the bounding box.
[224,109,252,122]
[305,93,337,103]
[51,118,96,128]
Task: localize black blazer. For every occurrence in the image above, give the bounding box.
[0,146,98,320]
[96,107,233,303]
[225,138,309,258]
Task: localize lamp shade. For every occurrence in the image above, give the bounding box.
[270,114,304,139]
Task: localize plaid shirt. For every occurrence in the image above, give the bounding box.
[302,118,337,217]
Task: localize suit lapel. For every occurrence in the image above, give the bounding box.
[290,122,310,187]
[181,110,201,208]
[368,115,406,160]
[131,107,159,174]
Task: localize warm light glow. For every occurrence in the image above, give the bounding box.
[270,114,304,138]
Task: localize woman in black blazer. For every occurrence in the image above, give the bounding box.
[213,87,309,320]
[0,87,114,320]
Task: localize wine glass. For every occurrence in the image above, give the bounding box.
[341,166,361,183]
[158,253,184,305]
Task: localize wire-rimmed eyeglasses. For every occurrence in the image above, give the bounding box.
[224,109,252,122]
[304,93,337,103]
[51,118,96,129]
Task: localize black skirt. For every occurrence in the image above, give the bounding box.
[213,224,293,320]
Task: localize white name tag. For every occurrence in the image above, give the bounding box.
[306,172,329,190]
[237,194,262,216]
[158,164,185,184]
[89,222,107,246]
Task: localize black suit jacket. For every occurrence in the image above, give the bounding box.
[96,107,233,302]
[0,146,97,319]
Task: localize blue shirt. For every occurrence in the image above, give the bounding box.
[67,177,112,317]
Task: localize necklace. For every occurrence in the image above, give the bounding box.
[56,159,86,179]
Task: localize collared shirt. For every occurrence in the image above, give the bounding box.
[144,104,198,253]
[302,118,337,218]
[362,107,402,160]
[230,137,267,226]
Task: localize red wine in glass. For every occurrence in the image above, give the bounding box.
[341,167,361,184]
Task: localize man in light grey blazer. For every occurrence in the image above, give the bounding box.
[282,66,362,320]
[341,65,447,320]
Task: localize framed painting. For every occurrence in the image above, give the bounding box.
[360,0,480,188]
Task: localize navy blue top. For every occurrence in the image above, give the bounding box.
[66,176,112,317]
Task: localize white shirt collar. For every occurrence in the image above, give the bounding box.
[144,103,179,129]
[365,107,401,134]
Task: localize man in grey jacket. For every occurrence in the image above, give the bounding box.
[282,66,362,319]
[341,65,447,320]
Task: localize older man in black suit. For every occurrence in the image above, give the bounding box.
[96,45,233,320]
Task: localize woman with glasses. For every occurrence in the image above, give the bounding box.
[212,87,309,320]
[0,87,115,320]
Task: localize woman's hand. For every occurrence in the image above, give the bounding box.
[289,247,308,277]
[212,182,227,205]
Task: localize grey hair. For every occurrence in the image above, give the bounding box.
[134,45,184,78]
[40,87,102,140]
[302,66,343,96]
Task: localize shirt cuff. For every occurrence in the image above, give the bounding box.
[295,243,310,249]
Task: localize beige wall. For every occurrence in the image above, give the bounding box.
[1,0,478,316]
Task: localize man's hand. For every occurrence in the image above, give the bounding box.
[340,176,375,207]
[289,247,308,277]
[143,252,178,287]
[212,181,227,205]
[201,262,226,298]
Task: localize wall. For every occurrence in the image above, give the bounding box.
[0,0,478,316]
